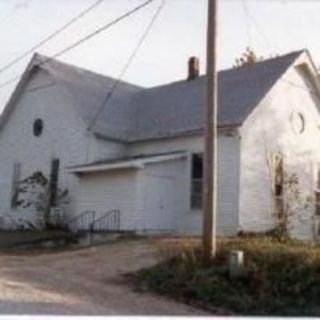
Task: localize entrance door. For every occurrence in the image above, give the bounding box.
[144,173,176,232]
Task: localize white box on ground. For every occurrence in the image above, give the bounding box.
[228,250,244,278]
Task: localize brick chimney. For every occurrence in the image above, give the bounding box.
[187,56,200,80]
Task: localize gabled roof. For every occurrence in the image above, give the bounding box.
[131,50,304,141]
[1,50,305,143]
[35,54,142,142]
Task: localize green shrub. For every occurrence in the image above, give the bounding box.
[133,237,320,315]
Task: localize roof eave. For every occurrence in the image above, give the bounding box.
[125,124,240,144]
[0,54,41,130]
[93,132,128,144]
[67,152,188,174]
[68,163,143,174]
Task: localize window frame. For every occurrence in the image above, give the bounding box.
[49,158,60,208]
[315,164,320,216]
[190,152,203,210]
[11,162,21,209]
[273,155,284,220]
[33,118,44,137]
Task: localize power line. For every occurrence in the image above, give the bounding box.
[87,0,166,132]
[238,1,318,96]
[0,0,105,75]
[0,0,155,91]
[240,0,252,47]
[240,0,277,53]
[238,0,318,96]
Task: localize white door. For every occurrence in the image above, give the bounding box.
[144,173,176,231]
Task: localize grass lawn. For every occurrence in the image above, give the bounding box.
[131,237,320,316]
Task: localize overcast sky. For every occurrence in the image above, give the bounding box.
[0,0,319,110]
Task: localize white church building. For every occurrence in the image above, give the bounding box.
[0,49,320,239]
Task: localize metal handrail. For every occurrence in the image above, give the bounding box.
[92,209,117,225]
[66,210,95,232]
[92,209,120,232]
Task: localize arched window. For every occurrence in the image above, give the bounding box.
[33,118,43,137]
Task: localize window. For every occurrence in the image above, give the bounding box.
[49,158,60,207]
[290,112,305,135]
[315,165,320,216]
[11,163,21,208]
[33,118,43,137]
[274,155,284,219]
[191,153,203,209]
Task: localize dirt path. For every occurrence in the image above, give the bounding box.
[0,239,207,315]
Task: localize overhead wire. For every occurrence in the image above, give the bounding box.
[240,0,252,47]
[239,0,317,97]
[240,0,277,53]
[0,0,105,76]
[87,0,166,131]
[0,0,155,91]
[1,0,316,103]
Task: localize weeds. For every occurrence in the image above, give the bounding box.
[132,237,320,315]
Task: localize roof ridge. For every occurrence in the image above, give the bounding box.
[24,49,308,143]
[143,49,306,91]
[32,49,305,92]
[222,49,305,72]
[128,49,307,142]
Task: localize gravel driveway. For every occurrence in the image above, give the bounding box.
[0,239,206,315]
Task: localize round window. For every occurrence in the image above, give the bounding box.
[33,118,43,137]
[290,112,305,135]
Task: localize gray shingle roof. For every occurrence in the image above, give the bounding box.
[34,50,304,143]
[36,55,142,141]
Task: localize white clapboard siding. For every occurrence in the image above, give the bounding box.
[127,134,241,235]
[239,52,320,240]
[73,169,143,231]
[0,69,126,225]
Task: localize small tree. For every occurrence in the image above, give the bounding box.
[267,153,312,240]
[234,47,263,68]
[16,171,68,229]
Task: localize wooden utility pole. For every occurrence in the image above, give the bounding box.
[202,0,218,264]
